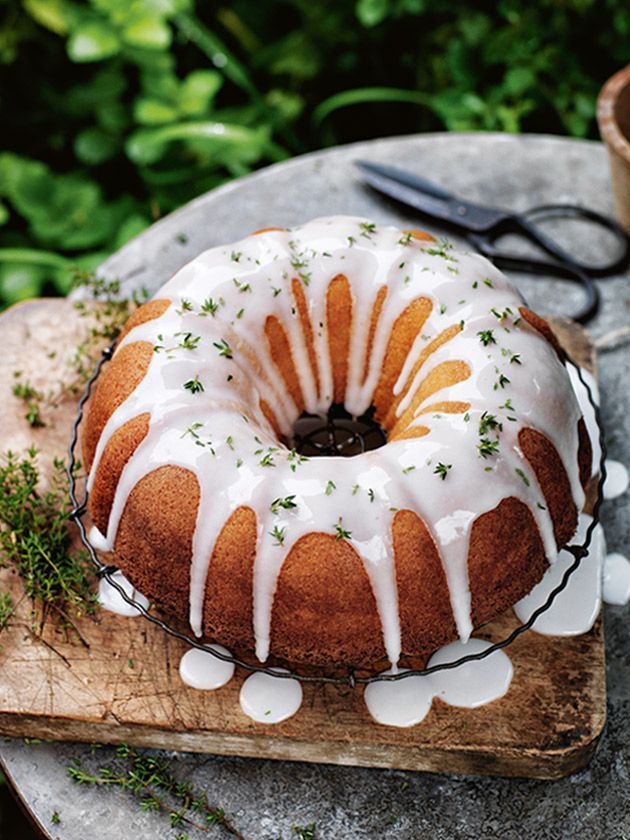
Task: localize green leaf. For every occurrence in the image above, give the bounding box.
[178,70,223,117]
[122,15,172,50]
[23,0,74,35]
[74,127,120,165]
[67,22,120,62]
[0,202,8,226]
[125,121,269,166]
[0,263,46,304]
[134,97,179,126]
[356,0,391,28]
[504,67,536,96]
[0,248,69,268]
[313,86,432,125]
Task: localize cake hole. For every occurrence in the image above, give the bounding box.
[291,404,387,457]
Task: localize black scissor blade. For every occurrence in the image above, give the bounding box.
[355,160,453,201]
[357,165,455,223]
[355,159,508,232]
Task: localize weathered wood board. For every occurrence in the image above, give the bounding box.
[0,299,605,779]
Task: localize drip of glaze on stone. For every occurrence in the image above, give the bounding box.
[603,459,629,500]
[602,553,630,606]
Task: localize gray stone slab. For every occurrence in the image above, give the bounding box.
[1,132,629,840]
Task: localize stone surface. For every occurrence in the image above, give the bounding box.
[1,132,629,839]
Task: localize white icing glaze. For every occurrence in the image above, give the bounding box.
[363,638,512,726]
[603,459,629,500]
[87,216,586,665]
[363,669,434,727]
[179,644,235,690]
[97,571,150,617]
[513,514,605,635]
[602,553,630,606]
[567,364,600,478]
[239,668,303,723]
[427,638,513,708]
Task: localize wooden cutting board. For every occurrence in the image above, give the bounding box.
[0,298,605,780]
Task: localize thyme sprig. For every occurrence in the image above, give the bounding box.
[67,744,245,838]
[0,447,97,635]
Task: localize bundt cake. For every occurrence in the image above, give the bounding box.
[83,215,592,668]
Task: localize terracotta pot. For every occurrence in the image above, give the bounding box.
[597,65,630,234]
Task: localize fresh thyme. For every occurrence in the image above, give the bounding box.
[477,438,500,458]
[325,480,336,496]
[293,825,317,840]
[359,221,376,238]
[334,517,352,541]
[433,462,452,480]
[201,298,219,316]
[477,329,496,346]
[12,375,45,427]
[424,239,456,261]
[67,744,245,838]
[288,449,308,472]
[0,448,97,635]
[515,467,530,486]
[213,339,233,359]
[270,495,297,514]
[270,525,286,545]
[478,411,502,436]
[183,376,204,394]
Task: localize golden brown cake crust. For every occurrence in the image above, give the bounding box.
[83,230,592,669]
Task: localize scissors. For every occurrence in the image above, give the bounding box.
[355,159,630,323]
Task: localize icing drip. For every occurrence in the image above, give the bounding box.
[97,571,150,617]
[602,553,630,606]
[567,364,600,478]
[363,669,434,727]
[363,638,512,727]
[427,639,513,708]
[179,644,235,690]
[239,669,303,723]
[603,459,629,500]
[513,514,605,635]
[87,216,586,664]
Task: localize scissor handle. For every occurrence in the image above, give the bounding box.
[497,204,630,279]
[468,231,600,323]
[518,204,630,276]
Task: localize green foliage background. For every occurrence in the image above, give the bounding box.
[0,0,627,307]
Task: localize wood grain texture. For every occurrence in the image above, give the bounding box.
[0,300,605,779]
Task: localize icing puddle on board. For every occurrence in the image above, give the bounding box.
[95,365,629,727]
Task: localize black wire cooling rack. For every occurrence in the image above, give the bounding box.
[67,340,606,687]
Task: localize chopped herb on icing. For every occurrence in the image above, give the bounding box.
[183,376,204,394]
[478,411,502,436]
[433,462,452,480]
[515,468,530,486]
[201,297,219,315]
[213,339,233,358]
[270,495,297,514]
[270,525,286,545]
[334,517,352,541]
[477,438,500,458]
[477,329,496,346]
